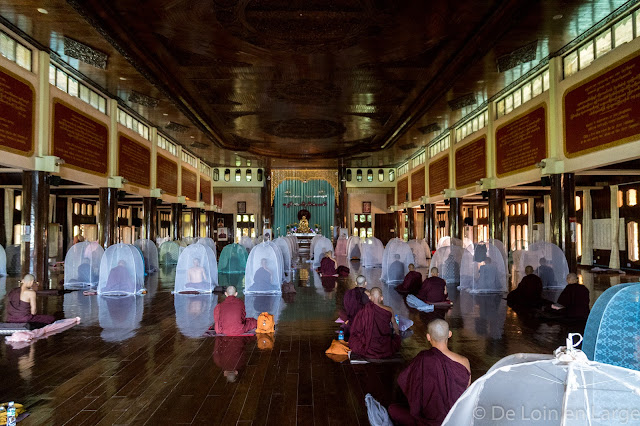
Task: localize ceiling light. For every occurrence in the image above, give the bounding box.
[163,113,168,116]
[553,14,563,20]
[477,80,484,84]
[190,136,195,139]
[37,8,48,14]
[119,76,127,80]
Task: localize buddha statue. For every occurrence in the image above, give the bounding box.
[298,215,310,233]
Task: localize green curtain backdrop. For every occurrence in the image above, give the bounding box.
[274,179,335,238]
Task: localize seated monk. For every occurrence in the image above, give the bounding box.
[507,265,546,308]
[417,267,450,304]
[548,273,590,321]
[342,275,370,327]
[349,287,401,359]
[389,319,470,425]
[252,258,273,291]
[388,254,406,283]
[77,259,92,283]
[319,251,337,276]
[536,258,556,288]
[213,286,257,335]
[477,257,501,291]
[6,274,55,325]
[105,260,133,292]
[395,263,422,295]
[187,258,208,290]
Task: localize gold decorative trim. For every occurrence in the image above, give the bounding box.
[271,169,339,202]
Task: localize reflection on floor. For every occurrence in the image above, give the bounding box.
[0,257,638,425]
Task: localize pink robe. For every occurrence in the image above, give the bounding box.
[395,271,423,295]
[213,295,257,335]
[390,348,470,425]
[349,302,401,359]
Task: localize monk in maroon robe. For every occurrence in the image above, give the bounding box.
[319,251,337,276]
[213,286,257,335]
[507,265,546,308]
[550,273,590,320]
[342,275,370,325]
[349,287,401,359]
[417,267,450,304]
[389,319,470,425]
[395,264,423,295]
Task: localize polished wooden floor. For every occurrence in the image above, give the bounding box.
[1,256,639,425]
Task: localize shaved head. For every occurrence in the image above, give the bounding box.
[525,265,534,275]
[22,274,35,283]
[408,263,415,271]
[356,275,367,287]
[369,287,383,302]
[567,273,578,284]
[427,319,450,343]
[430,267,439,276]
[226,286,237,296]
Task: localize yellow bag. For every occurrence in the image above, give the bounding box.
[256,333,274,350]
[325,339,350,355]
[256,312,275,334]
[0,402,25,424]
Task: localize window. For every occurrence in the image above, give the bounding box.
[496,69,549,118]
[516,225,522,250]
[235,157,242,167]
[246,159,252,167]
[158,134,178,156]
[614,15,633,47]
[576,223,582,257]
[619,190,624,207]
[200,162,211,176]
[628,189,637,206]
[118,109,149,140]
[367,169,373,182]
[510,204,516,216]
[389,170,395,182]
[628,221,639,262]
[0,30,32,71]
[523,202,528,215]
[181,150,197,168]
[397,163,409,176]
[224,169,230,182]
[246,169,252,182]
[213,168,219,181]
[346,169,352,181]
[522,225,529,250]
[235,169,241,182]
[49,64,106,113]
[257,169,263,181]
[378,169,384,182]
[510,225,516,251]
[428,134,450,157]
[356,169,363,182]
[517,203,522,216]
[411,151,426,168]
[575,195,581,211]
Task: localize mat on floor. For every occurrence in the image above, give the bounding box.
[349,352,404,364]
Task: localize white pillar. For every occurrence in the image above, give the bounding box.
[581,190,593,266]
[610,185,620,269]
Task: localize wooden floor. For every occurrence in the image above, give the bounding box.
[1,256,638,425]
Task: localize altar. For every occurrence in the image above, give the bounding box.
[292,232,315,255]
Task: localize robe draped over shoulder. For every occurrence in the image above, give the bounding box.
[507,274,543,308]
[320,257,337,276]
[343,287,369,323]
[349,302,401,359]
[417,277,448,303]
[213,295,257,335]
[395,271,423,295]
[557,283,590,320]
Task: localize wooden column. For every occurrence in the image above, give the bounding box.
[142,197,157,242]
[448,198,463,241]
[191,207,200,239]
[171,203,183,241]
[424,203,437,251]
[338,168,348,228]
[260,167,272,231]
[98,187,118,249]
[21,171,50,285]
[581,190,593,266]
[206,211,215,238]
[488,188,506,243]
[550,173,577,273]
[407,207,416,240]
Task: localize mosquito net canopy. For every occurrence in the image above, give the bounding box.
[274,237,292,274]
[429,245,464,284]
[346,236,362,260]
[219,243,249,274]
[6,244,20,275]
[583,282,640,371]
[381,239,415,283]
[361,237,384,268]
[64,241,104,288]
[517,241,569,289]
[159,241,180,265]
[489,238,508,270]
[309,234,324,259]
[97,244,145,296]
[0,245,6,276]
[197,237,217,256]
[335,232,348,257]
[408,239,429,267]
[134,239,159,274]
[182,237,196,245]
[245,294,283,324]
[267,241,286,282]
[285,235,298,258]
[174,293,216,338]
[240,236,254,252]
[312,237,334,269]
[245,242,282,294]
[63,289,99,325]
[174,244,218,293]
[443,346,640,426]
[98,294,143,342]
[459,242,507,293]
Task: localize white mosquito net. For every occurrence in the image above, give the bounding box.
[274,237,292,274]
[285,235,298,258]
[0,245,6,276]
[346,236,362,260]
[458,291,507,339]
[63,289,99,325]
[335,234,348,257]
[244,294,283,324]
[197,237,217,256]
[134,239,159,274]
[174,244,218,293]
[245,242,282,294]
[309,234,324,259]
[429,245,464,284]
[240,236,254,252]
[488,238,508,272]
[443,345,640,426]
[6,244,20,275]
[219,243,248,274]
[174,293,216,338]
[97,244,145,296]
[156,236,170,246]
[313,237,334,269]
[459,242,507,293]
[361,237,384,268]
[381,239,415,284]
[98,294,143,342]
[159,241,180,265]
[518,241,569,289]
[182,237,196,245]
[408,239,429,267]
[64,241,104,288]
[266,241,287,282]
[583,282,640,371]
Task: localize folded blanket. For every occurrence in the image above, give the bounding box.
[405,294,434,312]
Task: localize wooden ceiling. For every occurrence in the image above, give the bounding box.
[0,0,632,167]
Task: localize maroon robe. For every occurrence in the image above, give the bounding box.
[507,274,544,308]
[556,283,590,320]
[349,302,401,359]
[390,347,470,425]
[343,287,369,324]
[213,295,257,335]
[417,277,448,303]
[6,288,55,324]
[320,257,337,276]
[395,271,423,295]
